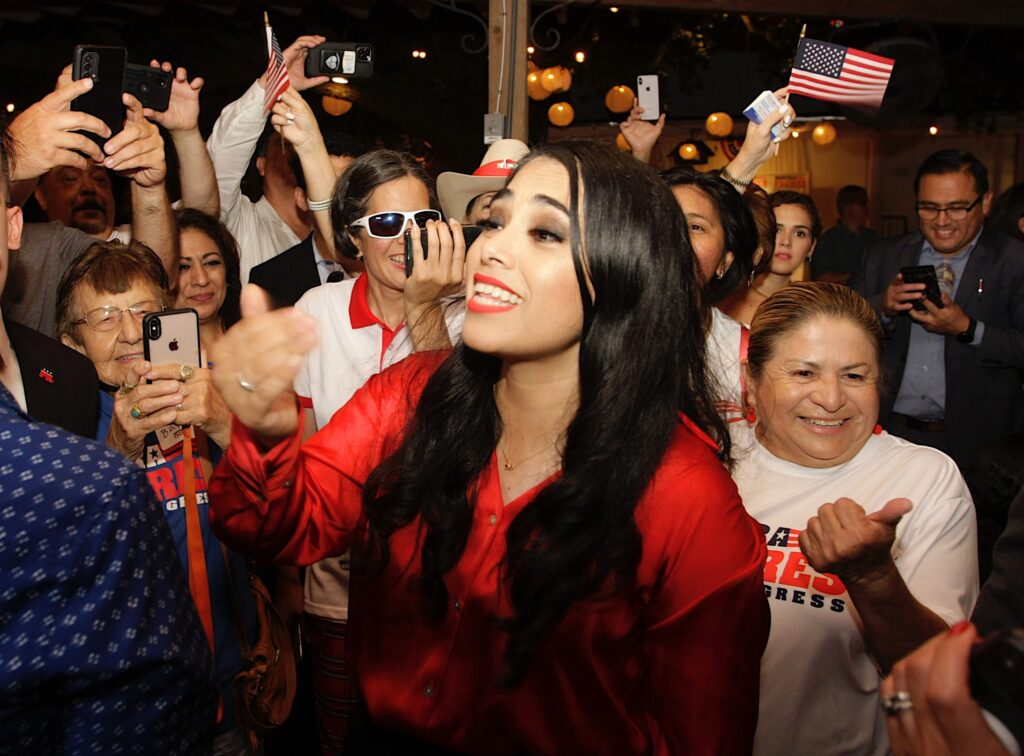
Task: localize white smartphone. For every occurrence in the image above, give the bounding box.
[143,308,202,369]
[636,74,660,121]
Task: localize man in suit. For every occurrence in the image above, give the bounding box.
[852,149,1024,466]
[248,131,365,307]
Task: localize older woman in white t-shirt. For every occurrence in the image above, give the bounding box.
[732,281,978,756]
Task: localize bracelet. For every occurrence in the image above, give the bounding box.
[720,167,751,189]
[306,198,333,212]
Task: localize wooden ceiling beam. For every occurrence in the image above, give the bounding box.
[547,0,1024,27]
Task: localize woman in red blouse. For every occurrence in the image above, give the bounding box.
[209,140,769,755]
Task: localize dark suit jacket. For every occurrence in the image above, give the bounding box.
[973,483,1024,632]
[247,234,321,308]
[8,320,99,438]
[851,228,1024,463]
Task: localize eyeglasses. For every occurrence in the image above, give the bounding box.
[349,209,442,239]
[72,300,164,331]
[914,195,983,221]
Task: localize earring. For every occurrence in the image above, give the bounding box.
[748,268,757,287]
[715,268,726,280]
[744,405,757,424]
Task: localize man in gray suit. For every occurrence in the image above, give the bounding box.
[852,149,1024,466]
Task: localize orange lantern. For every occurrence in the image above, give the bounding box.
[548,102,575,127]
[321,95,353,116]
[705,112,734,137]
[678,142,699,161]
[527,71,551,101]
[604,85,635,113]
[540,66,572,93]
[812,123,837,145]
[615,132,631,152]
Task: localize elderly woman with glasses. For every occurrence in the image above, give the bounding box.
[55,239,256,754]
[56,240,231,456]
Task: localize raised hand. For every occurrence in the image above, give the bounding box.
[210,285,319,446]
[9,73,109,178]
[103,93,166,187]
[799,497,912,586]
[618,98,666,164]
[144,61,203,132]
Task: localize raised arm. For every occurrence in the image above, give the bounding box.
[618,98,666,166]
[102,93,176,277]
[722,88,795,191]
[145,61,218,216]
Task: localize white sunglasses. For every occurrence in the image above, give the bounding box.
[349,209,442,239]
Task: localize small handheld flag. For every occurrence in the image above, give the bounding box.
[787,38,894,110]
[263,13,290,116]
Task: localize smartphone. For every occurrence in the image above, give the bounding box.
[900,265,944,310]
[304,42,374,79]
[71,45,127,146]
[970,628,1024,751]
[636,74,660,121]
[143,308,202,369]
[124,63,172,112]
[405,225,484,278]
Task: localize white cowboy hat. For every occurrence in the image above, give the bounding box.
[437,139,530,221]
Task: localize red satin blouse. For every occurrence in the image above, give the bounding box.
[209,353,769,755]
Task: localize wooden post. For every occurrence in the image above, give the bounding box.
[488,0,529,142]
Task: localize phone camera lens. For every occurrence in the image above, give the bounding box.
[147,320,161,339]
[357,46,372,63]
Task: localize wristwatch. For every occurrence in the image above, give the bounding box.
[956,317,977,343]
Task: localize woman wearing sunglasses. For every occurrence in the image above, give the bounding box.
[207,139,769,754]
[256,90,467,753]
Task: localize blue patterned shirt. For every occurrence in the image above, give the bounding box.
[0,384,217,753]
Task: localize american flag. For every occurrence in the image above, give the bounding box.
[788,38,894,109]
[262,17,290,115]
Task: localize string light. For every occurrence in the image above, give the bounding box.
[574,51,586,63]
[4,104,13,113]
[411,50,427,59]
[929,125,939,136]
[527,45,535,54]
[609,6,620,12]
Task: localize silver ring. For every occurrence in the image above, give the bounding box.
[237,374,257,393]
[881,691,913,715]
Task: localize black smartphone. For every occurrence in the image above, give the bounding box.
[143,308,202,369]
[900,265,944,310]
[970,628,1024,750]
[405,225,484,277]
[124,63,172,112]
[304,42,374,79]
[71,45,127,146]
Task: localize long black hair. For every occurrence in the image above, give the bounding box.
[357,140,728,686]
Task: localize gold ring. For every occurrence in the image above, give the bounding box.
[178,364,194,382]
[130,405,143,419]
[175,403,184,412]
[118,383,135,396]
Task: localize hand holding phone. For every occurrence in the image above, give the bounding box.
[304,42,374,79]
[900,265,945,310]
[71,45,127,147]
[405,224,483,278]
[743,90,790,141]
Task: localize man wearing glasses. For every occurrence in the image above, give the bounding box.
[853,149,1024,466]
